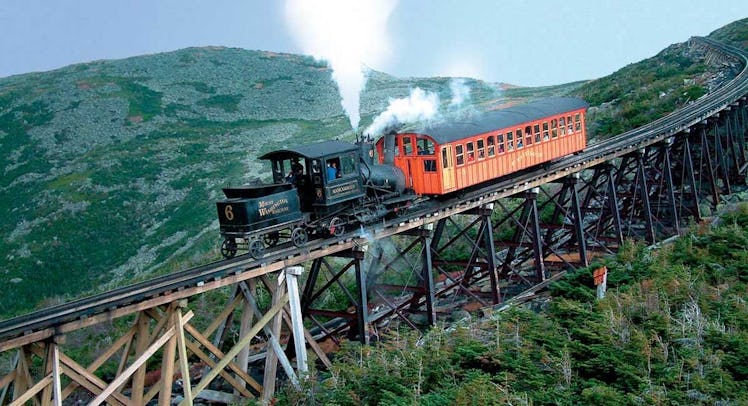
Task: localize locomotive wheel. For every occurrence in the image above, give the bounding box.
[248,239,265,259]
[329,217,345,237]
[263,232,280,247]
[221,238,237,259]
[291,227,308,247]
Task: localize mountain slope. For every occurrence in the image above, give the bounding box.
[3,18,747,320]
[0,47,505,318]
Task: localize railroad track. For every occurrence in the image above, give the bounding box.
[2,36,747,345]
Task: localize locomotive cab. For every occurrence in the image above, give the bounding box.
[260,140,366,215]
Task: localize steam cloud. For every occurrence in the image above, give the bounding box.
[364,79,476,136]
[364,88,440,136]
[284,0,397,130]
[449,78,471,106]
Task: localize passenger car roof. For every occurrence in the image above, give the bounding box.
[407,97,588,144]
[259,140,357,160]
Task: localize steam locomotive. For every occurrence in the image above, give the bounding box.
[216,97,588,258]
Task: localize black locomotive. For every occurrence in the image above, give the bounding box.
[216,138,414,258]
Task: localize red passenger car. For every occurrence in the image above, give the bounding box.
[375,97,588,195]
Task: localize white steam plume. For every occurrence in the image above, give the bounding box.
[364,88,440,136]
[284,0,397,130]
[449,78,471,106]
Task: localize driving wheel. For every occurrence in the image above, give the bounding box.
[221,238,237,259]
[291,227,308,247]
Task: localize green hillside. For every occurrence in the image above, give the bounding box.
[1,17,747,321]
[0,48,504,319]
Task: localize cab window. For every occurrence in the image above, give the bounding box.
[340,154,356,176]
[403,136,414,155]
[417,138,434,155]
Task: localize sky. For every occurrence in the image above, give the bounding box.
[1,1,747,88]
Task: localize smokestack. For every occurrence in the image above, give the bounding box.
[383,127,397,165]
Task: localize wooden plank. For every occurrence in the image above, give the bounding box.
[235,290,254,388]
[0,330,53,353]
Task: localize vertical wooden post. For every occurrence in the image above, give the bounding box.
[48,341,62,406]
[174,307,193,406]
[159,308,178,406]
[12,347,29,402]
[262,272,286,404]
[285,266,308,377]
[132,312,150,405]
[235,280,256,392]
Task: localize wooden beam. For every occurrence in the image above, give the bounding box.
[181,339,254,399]
[263,274,286,403]
[182,323,260,395]
[60,365,130,406]
[54,346,133,405]
[8,374,52,406]
[0,370,17,396]
[158,319,178,406]
[180,294,287,406]
[237,281,299,387]
[50,343,62,406]
[175,309,193,406]
[285,267,308,377]
[60,328,135,399]
[203,294,243,341]
[131,312,150,405]
[88,311,193,406]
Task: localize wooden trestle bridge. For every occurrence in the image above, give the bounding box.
[2,37,748,404]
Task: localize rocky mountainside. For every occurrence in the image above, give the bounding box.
[3,17,746,320]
